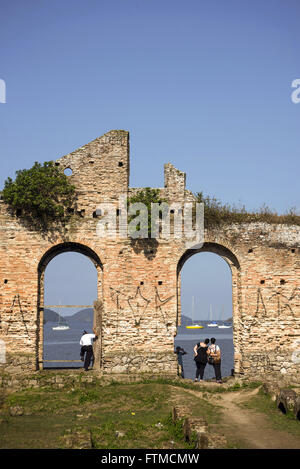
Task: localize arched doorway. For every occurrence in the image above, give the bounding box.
[37,242,103,370]
[176,242,241,379]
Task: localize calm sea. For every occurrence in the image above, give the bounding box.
[44,321,234,380]
[174,326,234,380]
[43,320,91,368]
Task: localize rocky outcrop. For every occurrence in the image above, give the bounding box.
[263,381,300,420]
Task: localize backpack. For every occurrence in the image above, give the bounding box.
[208,344,220,365]
[194,345,208,363]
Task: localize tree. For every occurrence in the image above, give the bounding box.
[2,161,76,228]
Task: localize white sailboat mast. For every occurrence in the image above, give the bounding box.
[192,296,194,325]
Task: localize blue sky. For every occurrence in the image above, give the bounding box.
[1,1,299,320]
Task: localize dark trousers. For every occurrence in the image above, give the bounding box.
[81,345,94,371]
[213,362,222,381]
[196,362,206,380]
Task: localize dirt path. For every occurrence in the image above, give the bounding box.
[174,385,300,449]
[209,388,300,449]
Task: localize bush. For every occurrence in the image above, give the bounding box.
[195,191,300,228]
[127,187,167,238]
[2,161,76,228]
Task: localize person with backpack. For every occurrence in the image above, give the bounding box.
[208,337,222,383]
[193,338,210,382]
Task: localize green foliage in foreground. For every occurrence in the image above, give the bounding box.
[2,161,76,228]
[90,413,196,450]
[0,381,205,449]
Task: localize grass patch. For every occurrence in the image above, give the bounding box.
[90,413,195,449]
[239,388,300,438]
[0,381,207,449]
[142,377,262,394]
[0,378,263,449]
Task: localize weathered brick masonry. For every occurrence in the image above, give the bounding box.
[0,130,299,383]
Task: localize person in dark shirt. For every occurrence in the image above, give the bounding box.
[194,338,210,382]
[174,346,187,378]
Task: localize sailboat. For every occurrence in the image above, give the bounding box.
[218,305,232,329]
[52,316,70,331]
[185,296,203,329]
[52,304,70,331]
[207,304,218,327]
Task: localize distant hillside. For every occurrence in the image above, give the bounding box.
[43,309,62,324]
[44,308,93,324]
[67,308,93,323]
[226,317,233,322]
[181,314,192,325]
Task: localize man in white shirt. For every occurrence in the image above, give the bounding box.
[80,326,98,371]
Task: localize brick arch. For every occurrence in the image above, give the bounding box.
[177,242,240,275]
[176,242,243,376]
[38,242,103,272]
[36,242,103,370]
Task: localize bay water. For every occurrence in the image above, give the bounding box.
[44,321,234,380]
[174,325,234,380]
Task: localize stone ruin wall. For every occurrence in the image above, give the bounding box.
[0,130,299,384]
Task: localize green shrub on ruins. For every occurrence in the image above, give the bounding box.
[2,161,76,228]
[127,187,167,238]
[195,191,300,228]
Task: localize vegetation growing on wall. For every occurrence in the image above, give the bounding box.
[127,187,167,238]
[195,192,300,228]
[2,161,76,229]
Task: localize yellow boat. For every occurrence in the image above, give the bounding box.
[185,324,204,329]
[185,297,204,329]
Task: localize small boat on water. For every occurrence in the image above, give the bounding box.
[52,307,70,331]
[52,323,70,331]
[186,324,204,329]
[217,305,232,329]
[185,296,204,329]
[207,322,218,327]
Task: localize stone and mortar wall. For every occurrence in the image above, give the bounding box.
[0,130,299,383]
[203,223,300,383]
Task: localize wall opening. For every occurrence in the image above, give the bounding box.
[277,401,287,415]
[64,167,73,176]
[175,243,240,381]
[37,243,103,370]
